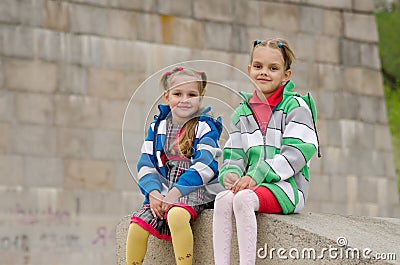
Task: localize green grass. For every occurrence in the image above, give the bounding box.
[384,86,400,193]
[375,7,400,194]
[376,10,400,88]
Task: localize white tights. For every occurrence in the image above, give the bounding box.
[213,189,260,265]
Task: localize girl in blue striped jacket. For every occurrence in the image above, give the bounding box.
[213,38,320,265]
[126,67,222,265]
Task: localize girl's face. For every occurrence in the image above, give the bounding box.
[248,46,291,98]
[164,77,203,124]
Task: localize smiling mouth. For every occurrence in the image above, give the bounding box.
[178,106,191,109]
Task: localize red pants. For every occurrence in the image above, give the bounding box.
[250,186,282,213]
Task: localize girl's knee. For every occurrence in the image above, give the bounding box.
[167,207,190,228]
[215,190,234,205]
[233,189,257,211]
[127,222,149,241]
[233,189,253,201]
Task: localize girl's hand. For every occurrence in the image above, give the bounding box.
[161,187,182,213]
[149,190,165,219]
[231,176,256,194]
[223,173,240,189]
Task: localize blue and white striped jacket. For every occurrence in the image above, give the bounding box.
[137,104,223,204]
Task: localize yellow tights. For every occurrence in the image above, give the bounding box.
[126,222,149,265]
[126,207,193,265]
[168,207,194,264]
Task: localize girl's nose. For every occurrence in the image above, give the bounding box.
[180,94,190,102]
[260,67,268,75]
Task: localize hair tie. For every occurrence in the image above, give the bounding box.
[177,67,183,71]
[166,72,171,76]
[277,41,283,48]
[198,72,203,75]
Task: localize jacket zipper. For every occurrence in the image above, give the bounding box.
[152,115,162,174]
[245,102,279,160]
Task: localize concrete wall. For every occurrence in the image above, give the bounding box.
[0,0,399,264]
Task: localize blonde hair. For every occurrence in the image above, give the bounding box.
[160,67,207,158]
[250,38,296,71]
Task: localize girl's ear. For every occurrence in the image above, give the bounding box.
[247,64,251,74]
[163,91,169,102]
[283,69,292,82]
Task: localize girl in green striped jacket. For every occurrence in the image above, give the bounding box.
[213,38,320,265]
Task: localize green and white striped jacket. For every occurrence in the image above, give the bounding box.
[219,80,319,214]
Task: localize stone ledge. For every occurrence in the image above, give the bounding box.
[116,210,400,264]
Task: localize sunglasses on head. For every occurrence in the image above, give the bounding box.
[253,39,283,48]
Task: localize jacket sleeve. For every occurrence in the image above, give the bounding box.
[218,114,248,187]
[247,102,318,184]
[137,122,163,198]
[173,120,222,196]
